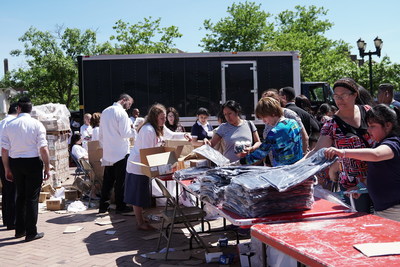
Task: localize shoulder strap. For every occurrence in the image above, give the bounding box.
[332,114,370,148]
[247,120,254,145]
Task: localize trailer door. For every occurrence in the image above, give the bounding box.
[221,61,258,119]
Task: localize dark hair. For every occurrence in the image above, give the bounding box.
[139,103,166,137]
[217,110,226,123]
[165,107,180,131]
[69,133,82,152]
[295,95,313,114]
[221,100,242,116]
[356,86,375,106]
[17,97,32,113]
[316,103,332,121]
[196,107,210,116]
[118,93,133,102]
[333,77,359,94]
[367,104,400,137]
[279,87,296,102]
[90,112,101,127]
[8,103,18,115]
[378,83,394,94]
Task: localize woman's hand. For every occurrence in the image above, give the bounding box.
[324,147,344,159]
[203,138,211,146]
[345,186,361,199]
[184,133,192,142]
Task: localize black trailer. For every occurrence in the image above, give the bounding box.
[78,51,300,126]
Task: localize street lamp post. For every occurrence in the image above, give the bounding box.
[357,37,383,96]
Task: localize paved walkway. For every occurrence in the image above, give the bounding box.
[0,173,246,266]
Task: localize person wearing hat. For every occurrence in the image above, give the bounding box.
[377,83,400,108]
[305,77,375,213]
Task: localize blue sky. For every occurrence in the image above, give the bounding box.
[1,0,399,79]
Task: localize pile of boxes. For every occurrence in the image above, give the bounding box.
[32,103,71,187]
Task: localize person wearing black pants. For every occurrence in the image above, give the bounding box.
[99,154,129,213]
[98,94,136,214]
[9,157,43,237]
[0,103,18,229]
[1,97,50,242]
[0,159,16,229]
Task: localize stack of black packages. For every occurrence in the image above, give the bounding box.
[174,148,336,218]
[198,166,266,206]
[222,148,336,217]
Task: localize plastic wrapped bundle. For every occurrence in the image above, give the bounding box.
[260,148,336,192]
[31,103,71,132]
[192,145,230,166]
[198,175,230,205]
[173,166,211,180]
[223,177,314,217]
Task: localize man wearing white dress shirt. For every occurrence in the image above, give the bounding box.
[1,97,50,242]
[0,103,18,230]
[98,94,136,213]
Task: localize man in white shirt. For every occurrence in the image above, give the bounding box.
[98,94,136,213]
[1,97,50,242]
[0,103,18,230]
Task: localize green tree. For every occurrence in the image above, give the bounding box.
[269,5,356,84]
[110,17,182,54]
[349,56,400,95]
[8,26,103,109]
[200,1,274,52]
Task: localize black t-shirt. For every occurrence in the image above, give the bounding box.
[367,136,400,211]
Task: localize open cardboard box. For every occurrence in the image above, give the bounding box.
[177,150,212,170]
[130,147,180,177]
[164,139,196,157]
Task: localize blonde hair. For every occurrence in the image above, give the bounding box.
[255,97,283,119]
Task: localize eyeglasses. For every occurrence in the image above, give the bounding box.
[333,93,354,100]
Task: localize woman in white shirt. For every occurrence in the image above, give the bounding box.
[90,112,101,141]
[70,133,88,160]
[125,103,190,231]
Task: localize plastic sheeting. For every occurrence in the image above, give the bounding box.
[259,148,337,192]
[178,148,337,218]
[192,144,230,166]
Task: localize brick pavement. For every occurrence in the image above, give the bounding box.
[0,173,246,267]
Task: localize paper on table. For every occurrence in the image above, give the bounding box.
[354,242,400,257]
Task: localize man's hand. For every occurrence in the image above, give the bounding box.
[5,169,13,182]
[43,167,50,181]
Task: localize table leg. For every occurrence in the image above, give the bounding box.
[262,243,267,267]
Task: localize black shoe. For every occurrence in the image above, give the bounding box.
[7,225,16,230]
[25,232,44,242]
[115,206,133,214]
[15,232,26,238]
[98,202,110,214]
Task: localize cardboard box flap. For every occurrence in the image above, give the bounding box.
[146,151,177,167]
[139,147,176,165]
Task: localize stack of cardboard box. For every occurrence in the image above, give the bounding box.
[31,103,71,187]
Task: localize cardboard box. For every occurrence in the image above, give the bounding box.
[64,189,78,201]
[46,199,66,211]
[130,147,179,177]
[164,139,194,157]
[189,159,210,168]
[39,192,50,203]
[41,184,56,195]
[88,141,103,162]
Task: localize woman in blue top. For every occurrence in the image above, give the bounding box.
[191,107,213,141]
[325,104,400,222]
[240,97,303,167]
